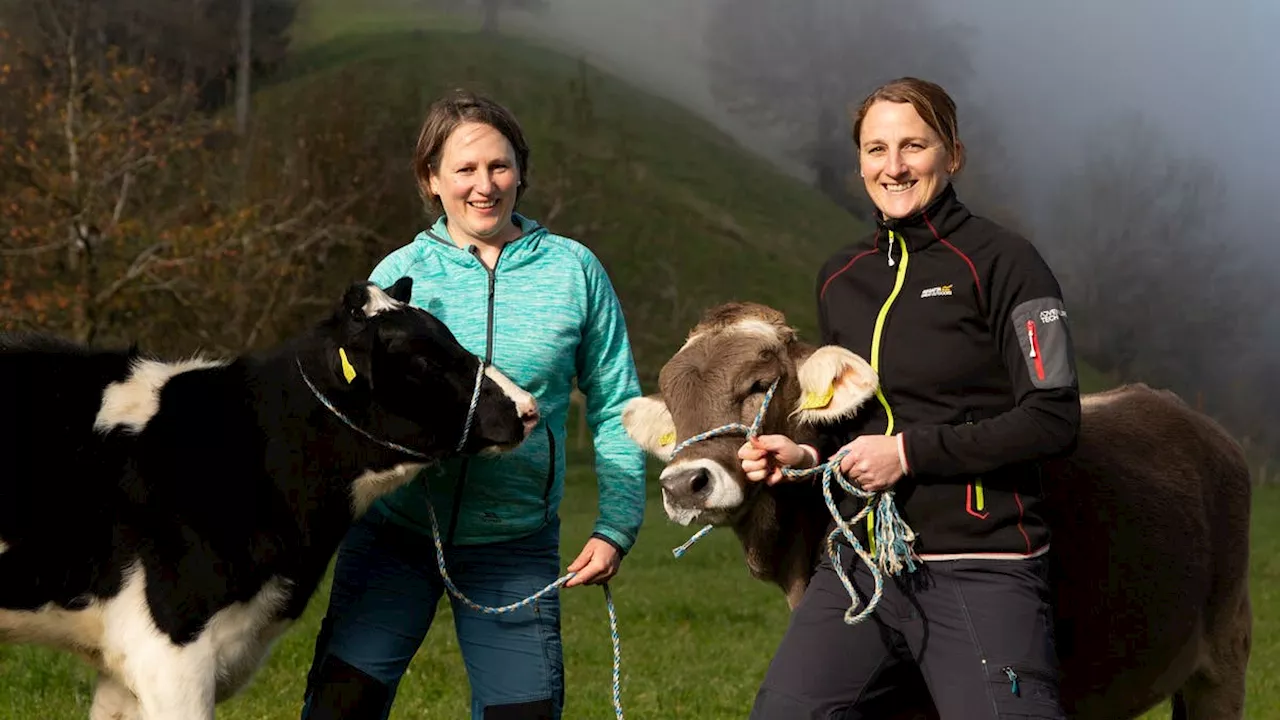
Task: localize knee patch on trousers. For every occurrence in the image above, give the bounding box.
[483,698,556,719]
[305,655,391,720]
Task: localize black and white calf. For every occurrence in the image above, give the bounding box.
[0,277,538,720]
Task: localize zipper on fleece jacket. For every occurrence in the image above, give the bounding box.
[963,412,989,519]
[865,230,911,554]
[542,425,556,518]
[444,244,503,545]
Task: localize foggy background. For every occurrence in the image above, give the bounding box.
[519,0,1280,464]
[2,0,1277,468]
[532,0,1279,225]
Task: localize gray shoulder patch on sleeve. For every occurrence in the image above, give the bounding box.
[1011,297,1078,390]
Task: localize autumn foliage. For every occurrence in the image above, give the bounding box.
[0,18,388,356]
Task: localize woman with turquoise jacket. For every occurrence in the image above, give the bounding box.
[300,89,647,720]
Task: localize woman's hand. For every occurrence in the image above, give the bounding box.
[738,435,816,485]
[837,434,906,492]
[565,537,622,587]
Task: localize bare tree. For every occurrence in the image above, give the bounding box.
[0,4,379,352]
[1039,114,1276,455]
[0,0,296,117]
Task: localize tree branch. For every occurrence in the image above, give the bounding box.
[109,170,132,230]
[92,240,168,306]
[0,242,72,257]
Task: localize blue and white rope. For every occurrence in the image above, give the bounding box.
[456,358,486,452]
[301,356,625,717]
[666,379,919,625]
[297,357,433,461]
[422,493,626,718]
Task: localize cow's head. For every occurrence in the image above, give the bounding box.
[623,302,877,526]
[318,277,538,457]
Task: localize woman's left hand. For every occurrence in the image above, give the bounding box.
[565,537,622,587]
[837,435,905,493]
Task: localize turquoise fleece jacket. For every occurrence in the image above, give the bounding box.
[368,213,647,552]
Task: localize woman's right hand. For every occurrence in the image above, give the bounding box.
[738,435,814,485]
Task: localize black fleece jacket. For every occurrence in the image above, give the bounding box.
[816,184,1081,558]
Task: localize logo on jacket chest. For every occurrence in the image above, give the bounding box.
[920,284,953,299]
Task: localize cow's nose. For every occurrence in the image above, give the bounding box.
[661,466,711,502]
[519,404,540,437]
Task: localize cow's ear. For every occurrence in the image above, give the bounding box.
[793,345,878,425]
[342,281,406,321]
[622,394,676,461]
[384,276,413,303]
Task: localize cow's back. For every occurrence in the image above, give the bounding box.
[0,334,137,609]
[1042,383,1251,719]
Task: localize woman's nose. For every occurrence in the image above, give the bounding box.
[884,150,906,176]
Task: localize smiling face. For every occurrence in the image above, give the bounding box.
[858,100,954,219]
[427,121,522,247]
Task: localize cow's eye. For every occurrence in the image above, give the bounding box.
[748,378,773,395]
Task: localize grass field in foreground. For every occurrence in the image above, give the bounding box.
[1,453,1277,719]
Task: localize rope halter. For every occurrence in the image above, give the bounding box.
[296,354,486,461]
[665,377,919,625]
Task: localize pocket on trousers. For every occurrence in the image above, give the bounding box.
[989,663,1064,719]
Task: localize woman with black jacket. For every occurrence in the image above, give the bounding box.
[740,77,1081,719]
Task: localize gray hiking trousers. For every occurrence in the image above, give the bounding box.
[749,547,1067,720]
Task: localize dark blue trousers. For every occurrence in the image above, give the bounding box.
[301,505,563,720]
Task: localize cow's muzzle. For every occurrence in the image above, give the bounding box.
[661,465,712,504]
[658,458,744,526]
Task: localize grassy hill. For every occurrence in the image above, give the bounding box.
[241,5,865,389]
[243,0,1122,395]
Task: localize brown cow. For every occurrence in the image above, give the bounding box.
[623,301,1252,720]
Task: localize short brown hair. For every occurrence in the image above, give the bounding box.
[851,77,965,175]
[412,89,531,210]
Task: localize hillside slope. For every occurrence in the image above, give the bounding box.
[258,7,1111,392]
[247,25,865,385]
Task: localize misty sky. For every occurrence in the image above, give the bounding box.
[931,0,1280,226]
[528,0,1279,245]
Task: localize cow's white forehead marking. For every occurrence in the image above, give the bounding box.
[362,286,405,317]
[485,365,537,419]
[95,357,228,434]
[679,319,783,352]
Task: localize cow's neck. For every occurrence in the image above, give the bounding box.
[731,483,824,609]
[249,342,427,534]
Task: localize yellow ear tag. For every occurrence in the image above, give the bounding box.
[338,347,357,384]
[800,385,835,410]
[659,431,676,446]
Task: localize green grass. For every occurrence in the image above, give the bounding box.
[2,450,1278,719]
[291,0,480,49]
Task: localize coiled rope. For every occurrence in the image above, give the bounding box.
[667,379,919,625]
